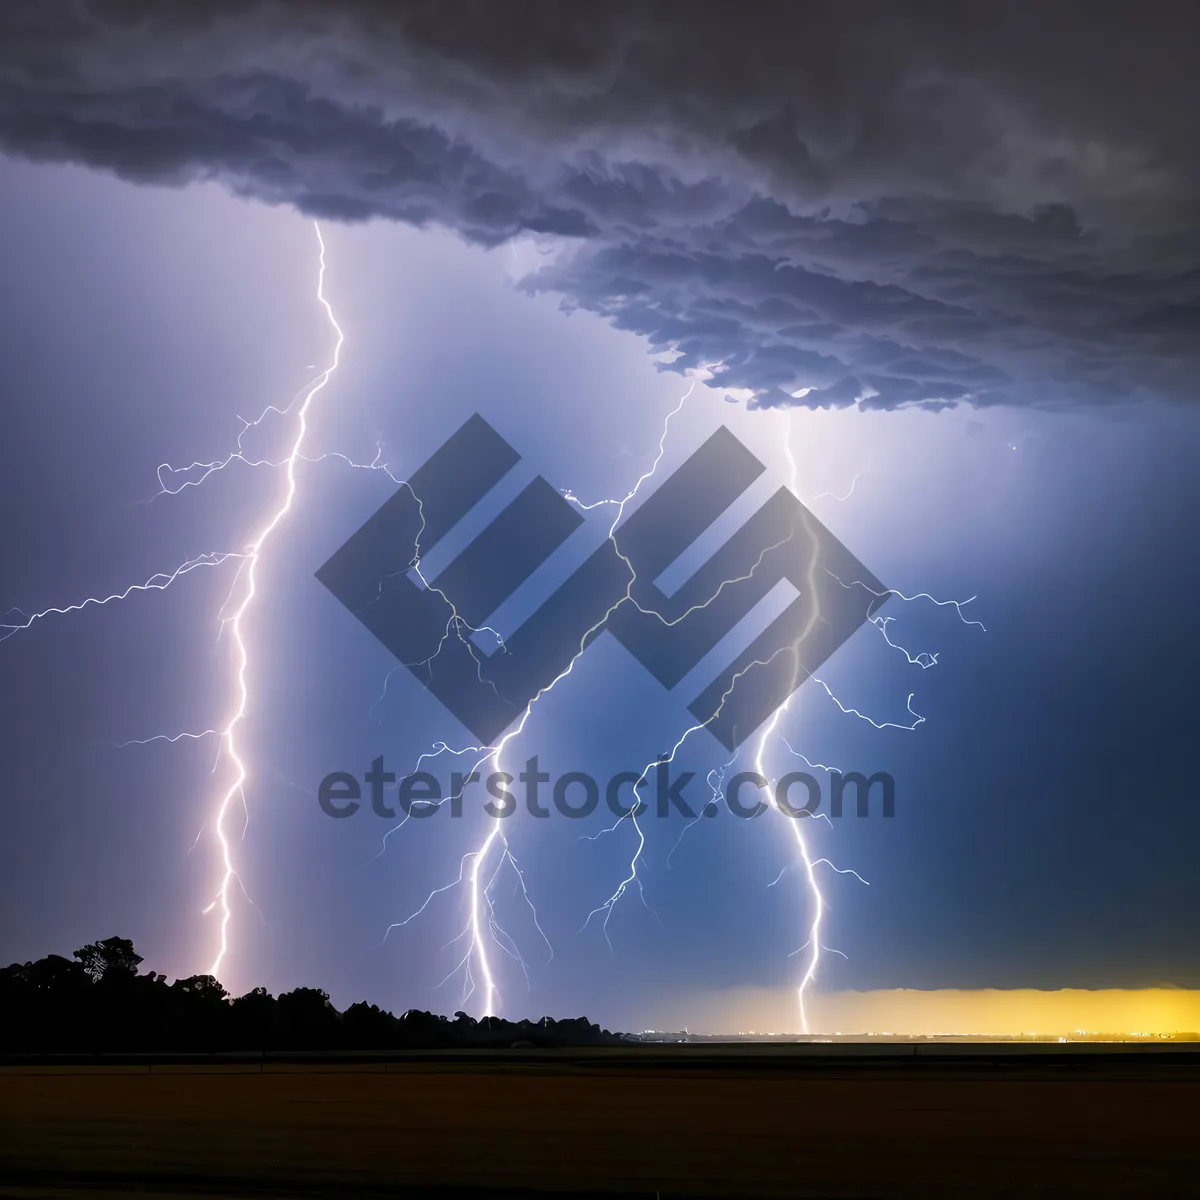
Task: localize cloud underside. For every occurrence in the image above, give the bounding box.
[2,1,1199,411]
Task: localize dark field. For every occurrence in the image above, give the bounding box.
[2,1045,1198,1198]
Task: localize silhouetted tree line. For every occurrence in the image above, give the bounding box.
[0,937,627,1054]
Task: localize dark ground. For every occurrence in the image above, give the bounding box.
[2,1045,1198,1197]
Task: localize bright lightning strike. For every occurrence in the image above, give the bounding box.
[384,382,699,1016]
[570,409,864,1027]
[205,220,344,979]
[576,409,971,1035]
[751,414,838,1033]
[746,416,988,1032]
[0,221,353,985]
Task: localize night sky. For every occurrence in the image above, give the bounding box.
[1,2,1198,1035]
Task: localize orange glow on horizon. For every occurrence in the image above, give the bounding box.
[653,987,1200,1039]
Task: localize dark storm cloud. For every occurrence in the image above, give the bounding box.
[1,0,1198,409]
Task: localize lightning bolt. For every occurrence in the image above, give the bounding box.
[574,409,974,1033]
[751,415,838,1032]
[204,221,344,978]
[0,220,352,986]
[382,383,697,1015]
[744,416,988,1032]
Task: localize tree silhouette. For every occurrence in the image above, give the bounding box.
[74,936,143,983]
[0,938,625,1055]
